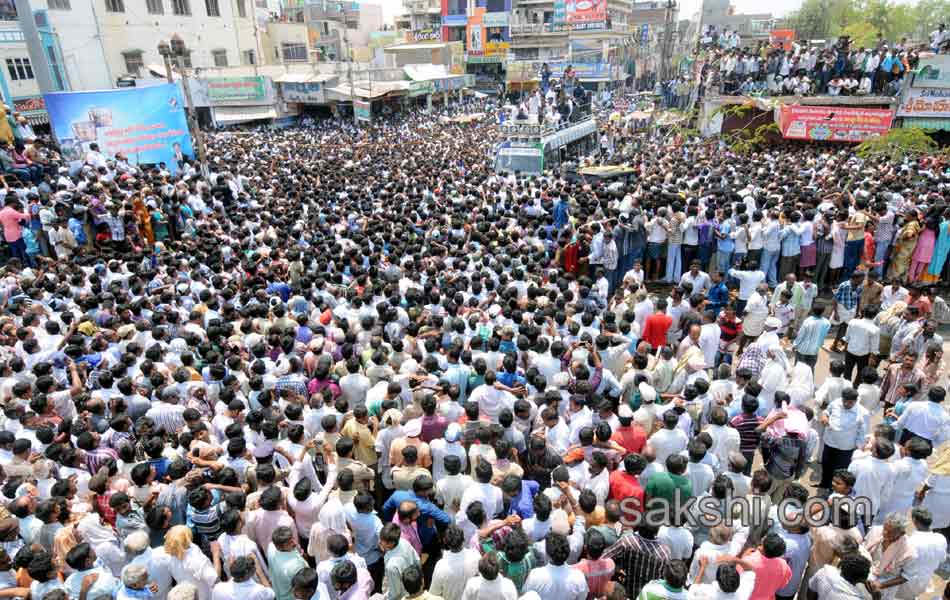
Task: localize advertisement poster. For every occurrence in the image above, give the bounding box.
[207,76,266,103]
[354,99,372,122]
[898,87,950,118]
[553,0,566,24]
[914,56,950,89]
[777,105,894,142]
[769,29,795,51]
[447,41,465,74]
[405,28,441,42]
[566,0,606,26]
[44,83,193,173]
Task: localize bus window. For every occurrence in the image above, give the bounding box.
[496,150,542,175]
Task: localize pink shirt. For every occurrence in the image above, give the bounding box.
[0,207,29,242]
[743,550,792,600]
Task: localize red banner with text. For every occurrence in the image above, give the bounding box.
[777,105,895,142]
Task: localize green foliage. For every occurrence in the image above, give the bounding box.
[855,127,937,162]
[785,0,942,46]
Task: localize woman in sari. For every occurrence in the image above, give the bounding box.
[910,215,938,282]
[921,340,945,389]
[887,213,921,282]
[132,194,154,247]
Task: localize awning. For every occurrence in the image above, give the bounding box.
[274,73,314,83]
[325,81,409,100]
[21,112,48,126]
[213,105,277,125]
[901,116,950,131]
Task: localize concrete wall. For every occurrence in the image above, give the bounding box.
[36,0,260,91]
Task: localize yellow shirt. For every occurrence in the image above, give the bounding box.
[341,419,377,466]
[847,211,868,242]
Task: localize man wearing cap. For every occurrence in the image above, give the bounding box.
[388,418,432,470]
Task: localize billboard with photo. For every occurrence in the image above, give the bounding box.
[44,83,193,173]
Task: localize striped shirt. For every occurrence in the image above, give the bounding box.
[729,413,763,453]
[573,557,615,598]
[793,316,832,356]
[602,534,670,599]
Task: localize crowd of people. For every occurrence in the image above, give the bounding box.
[0,91,947,600]
[692,30,920,98]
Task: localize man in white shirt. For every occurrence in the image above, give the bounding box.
[522,532,589,600]
[435,455,473,517]
[459,553,518,600]
[457,461,503,524]
[900,508,948,599]
[338,359,371,411]
[895,385,950,447]
[842,306,880,385]
[648,411,689,465]
[680,261,711,295]
[430,524,480,600]
[847,438,896,528]
[807,554,873,600]
[211,556,274,600]
[430,423,467,481]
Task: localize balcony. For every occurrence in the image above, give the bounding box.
[510,20,631,35]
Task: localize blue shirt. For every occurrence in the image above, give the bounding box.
[708,282,729,309]
[381,491,451,546]
[506,480,540,519]
[717,221,735,253]
[497,370,527,388]
[780,225,802,257]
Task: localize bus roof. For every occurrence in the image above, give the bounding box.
[540,118,598,150]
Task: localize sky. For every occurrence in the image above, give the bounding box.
[369,0,806,27]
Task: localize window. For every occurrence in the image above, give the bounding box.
[147,0,163,14]
[180,51,192,67]
[5,57,33,81]
[281,42,307,62]
[242,49,256,65]
[46,45,65,90]
[48,0,71,10]
[212,49,227,66]
[105,0,124,12]
[122,50,143,75]
[236,0,245,17]
[172,0,190,15]
[205,0,219,16]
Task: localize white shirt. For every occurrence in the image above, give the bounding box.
[705,424,739,474]
[430,438,467,481]
[680,271,711,295]
[823,400,868,451]
[687,571,755,600]
[436,473,474,517]
[649,427,689,464]
[843,319,880,356]
[658,525,694,560]
[523,564,589,600]
[728,269,765,300]
[460,575,519,600]
[848,455,894,518]
[430,549,480,600]
[807,564,869,599]
[904,531,948,593]
[457,482,503,524]
[685,461,715,497]
[211,579,275,600]
[896,400,950,446]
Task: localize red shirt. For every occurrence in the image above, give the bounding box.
[742,550,792,600]
[611,424,647,455]
[573,557,615,599]
[642,313,672,350]
[609,470,644,509]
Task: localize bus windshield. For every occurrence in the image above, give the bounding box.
[495,149,542,174]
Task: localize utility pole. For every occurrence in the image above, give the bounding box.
[344,27,358,126]
[660,0,675,81]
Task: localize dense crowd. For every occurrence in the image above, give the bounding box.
[0,93,947,600]
[691,29,921,98]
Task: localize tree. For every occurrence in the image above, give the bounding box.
[855,128,937,162]
[841,21,879,47]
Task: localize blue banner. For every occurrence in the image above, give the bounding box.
[44,83,193,174]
